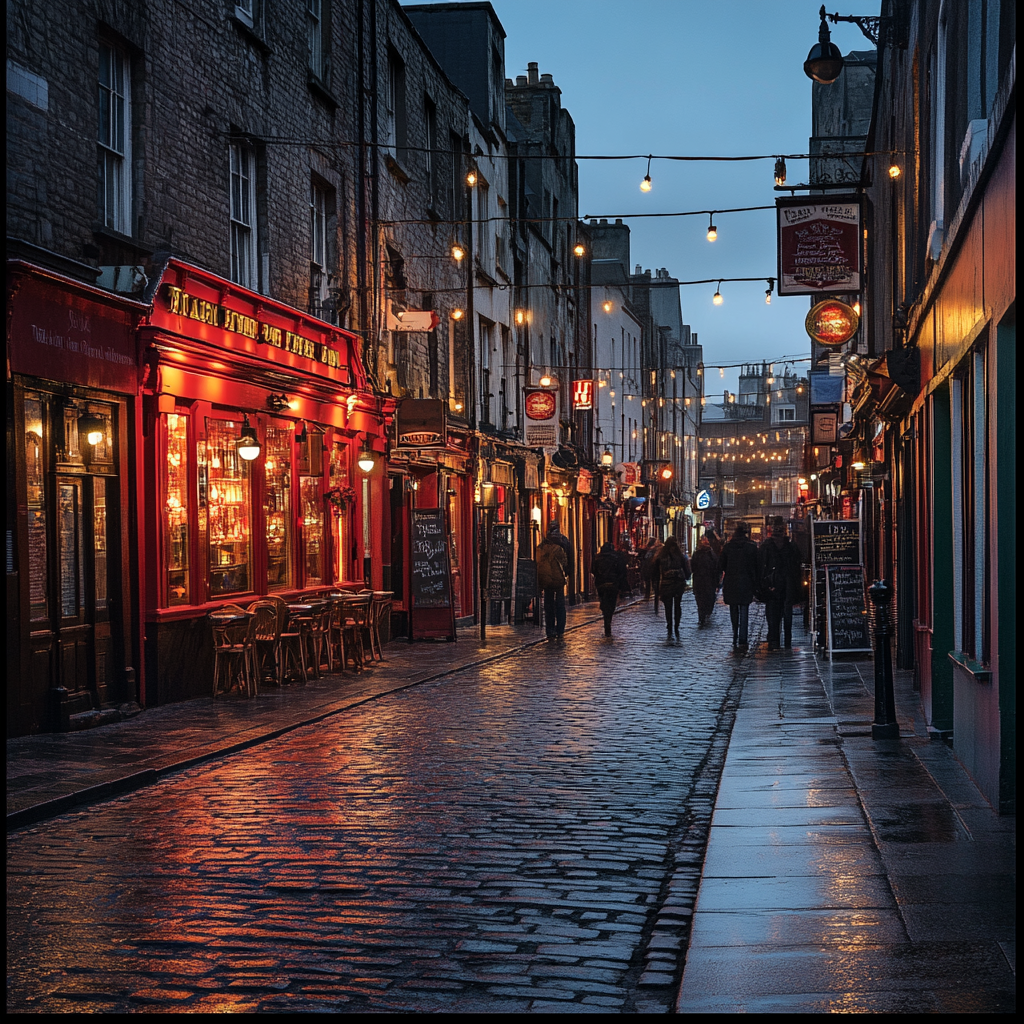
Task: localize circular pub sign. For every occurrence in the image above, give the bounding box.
[805,299,860,347]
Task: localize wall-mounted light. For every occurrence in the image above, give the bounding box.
[357,448,377,473]
[451,308,464,320]
[78,411,106,446]
[706,213,717,242]
[236,415,261,461]
[601,449,614,466]
[602,300,613,313]
[451,244,465,262]
[453,399,464,413]
[573,243,586,257]
[888,163,902,179]
[267,393,290,412]
[538,373,556,387]
[466,169,478,186]
[515,308,526,325]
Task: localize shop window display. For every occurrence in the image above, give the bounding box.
[329,441,351,582]
[264,423,293,590]
[205,418,252,597]
[163,413,190,605]
[25,396,49,622]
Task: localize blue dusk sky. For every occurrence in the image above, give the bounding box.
[414,0,877,396]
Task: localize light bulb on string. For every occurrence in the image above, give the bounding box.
[640,154,653,192]
[773,157,787,186]
[765,278,775,304]
[712,282,723,306]
[706,213,717,242]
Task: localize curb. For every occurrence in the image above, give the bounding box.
[7,600,642,832]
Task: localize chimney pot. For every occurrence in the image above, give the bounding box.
[615,218,622,225]
[516,75,527,87]
[527,62,539,85]
[600,218,608,224]
[540,73,554,85]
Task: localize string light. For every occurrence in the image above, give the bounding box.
[706,213,717,241]
[774,156,787,186]
[640,154,653,192]
[713,281,724,306]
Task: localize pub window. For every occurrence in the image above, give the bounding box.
[229,141,258,290]
[329,441,350,582]
[299,428,325,586]
[424,94,438,208]
[24,395,49,622]
[265,422,294,590]
[98,39,131,235]
[386,49,407,162]
[206,418,253,597]
[309,178,333,320]
[163,412,191,606]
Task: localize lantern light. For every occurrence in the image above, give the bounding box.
[236,415,261,462]
[601,449,614,466]
[466,169,478,186]
[774,157,787,186]
[357,448,377,473]
[78,411,106,446]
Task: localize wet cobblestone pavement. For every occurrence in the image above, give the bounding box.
[7,599,749,1013]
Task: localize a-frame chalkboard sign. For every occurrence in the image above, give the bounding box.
[409,507,456,641]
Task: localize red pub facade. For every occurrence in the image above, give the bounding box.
[140,260,389,705]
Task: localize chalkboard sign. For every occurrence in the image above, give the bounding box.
[514,557,537,623]
[812,519,861,565]
[410,508,451,608]
[826,565,872,653]
[487,523,514,600]
[410,508,456,641]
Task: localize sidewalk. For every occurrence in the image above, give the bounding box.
[676,636,1016,1012]
[6,600,611,829]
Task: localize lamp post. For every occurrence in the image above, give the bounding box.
[868,579,899,739]
[804,5,846,84]
[475,480,498,640]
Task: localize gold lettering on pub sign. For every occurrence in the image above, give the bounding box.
[166,285,341,370]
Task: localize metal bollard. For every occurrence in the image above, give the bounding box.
[868,579,899,739]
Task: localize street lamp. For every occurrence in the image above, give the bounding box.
[357,447,377,473]
[236,416,261,461]
[804,5,845,84]
[601,449,614,467]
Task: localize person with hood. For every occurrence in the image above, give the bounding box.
[690,533,721,628]
[657,535,691,638]
[718,523,759,649]
[592,541,628,637]
[536,521,569,638]
[758,519,804,649]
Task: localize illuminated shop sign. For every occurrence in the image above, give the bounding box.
[804,299,860,347]
[572,379,594,410]
[776,196,862,296]
[164,284,342,369]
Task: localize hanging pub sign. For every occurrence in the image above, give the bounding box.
[395,398,446,449]
[523,388,559,450]
[387,307,441,332]
[696,488,712,510]
[805,299,860,346]
[776,196,862,296]
[572,379,594,410]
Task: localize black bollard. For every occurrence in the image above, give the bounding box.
[868,579,899,739]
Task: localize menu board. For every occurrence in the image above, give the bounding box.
[487,523,514,600]
[410,509,451,608]
[826,565,872,653]
[812,519,861,565]
[514,557,537,623]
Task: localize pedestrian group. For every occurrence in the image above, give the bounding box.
[536,519,804,650]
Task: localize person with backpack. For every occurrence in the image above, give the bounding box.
[657,535,691,639]
[536,522,569,639]
[758,519,804,649]
[592,541,628,637]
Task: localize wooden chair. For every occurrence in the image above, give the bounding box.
[210,612,256,698]
[249,600,281,690]
[266,594,307,684]
[338,593,372,672]
[306,601,333,675]
[367,591,393,662]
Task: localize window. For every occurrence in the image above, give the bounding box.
[772,475,798,505]
[264,423,294,590]
[163,412,191,606]
[774,404,796,423]
[205,418,253,597]
[386,50,407,162]
[424,95,438,208]
[309,179,331,318]
[308,0,323,79]
[229,142,257,289]
[450,131,464,219]
[97,40,130,234]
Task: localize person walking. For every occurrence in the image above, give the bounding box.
[758,519,804,649]
[690,534,721,627]
[536,522,569,638]
[592,541,628,637]
[657,535,691,639]
[718,523,759,650]
[640,536,663,610]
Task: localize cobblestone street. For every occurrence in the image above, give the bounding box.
[7,600,752,1013]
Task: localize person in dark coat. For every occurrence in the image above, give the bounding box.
[592,542,628,637]
[718,523,759,649]
[758,520,804,649]
[657,535,691,638]
[690,535,721,627]
[639,536,663,610]
[536,522,569,638]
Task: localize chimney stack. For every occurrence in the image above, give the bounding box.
[527,62,539,85]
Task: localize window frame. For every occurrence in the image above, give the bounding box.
[229,141,258,291]
[97,39,131,235]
